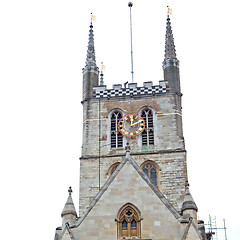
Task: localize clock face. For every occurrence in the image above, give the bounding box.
[118,114,145,137]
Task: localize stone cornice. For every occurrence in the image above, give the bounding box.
[80,148,186,160]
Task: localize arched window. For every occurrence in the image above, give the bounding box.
[108,162,120,176]
[111,111,123,148]
[116,203,141,239]
[141,108,154,146]
[142,161,158,187]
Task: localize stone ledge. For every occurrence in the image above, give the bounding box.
[80,148,186,160]
[120,239,152,240]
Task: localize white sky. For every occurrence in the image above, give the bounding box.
[0,0,239,239]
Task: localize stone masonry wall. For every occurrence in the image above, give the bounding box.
[79,151,187,215]
[81,93,184,157]
[72,159,197,240]
[80,85,187,216]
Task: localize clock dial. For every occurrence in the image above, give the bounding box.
[118,114,145,137]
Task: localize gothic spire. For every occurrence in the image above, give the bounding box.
[82,18,99,101]
[164,13,177,60]
[85,22,97,68]
[162,8,181,95]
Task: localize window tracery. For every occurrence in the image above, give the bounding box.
[116,203,141,239]
[111,111,123,148]
[141,108,154,146]
[142,161,158,187]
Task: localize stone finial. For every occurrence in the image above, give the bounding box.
[125,142,130,152]
[68,186,72,196]
[100,72,104,86]
[181,181,198,218]
[185,181,190,192]
[125,143,131,157]
[100,62,105,86]
[125,142,131,163]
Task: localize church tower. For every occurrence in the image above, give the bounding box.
[54,6,207,240]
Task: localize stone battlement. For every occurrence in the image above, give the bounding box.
[93,81,169,99]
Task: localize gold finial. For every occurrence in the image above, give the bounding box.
[91,13,96,23]
[101,62,106,73]
[167,6,173,15]
[128,2,133,7]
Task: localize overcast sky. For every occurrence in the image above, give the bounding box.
[0,0,239,239]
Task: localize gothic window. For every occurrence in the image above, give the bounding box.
[141,108,154,146]
[116,203,141,239]
[108,162,120,176]
[111,111,123,148]
[142,161,158,187]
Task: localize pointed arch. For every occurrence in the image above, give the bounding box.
[139,107,155,146]
[110,110,123,148]
[141,160,159,188]
[116,203,141,239]
[107,162,120,176]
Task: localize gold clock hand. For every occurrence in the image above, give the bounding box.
[131,120,142,126]
[129,115,134,126]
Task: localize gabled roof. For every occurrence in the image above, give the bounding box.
[56,223,75,240]
[181,218,202,240]
[73,148,181,228]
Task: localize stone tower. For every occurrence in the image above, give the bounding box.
[54,9,207,240]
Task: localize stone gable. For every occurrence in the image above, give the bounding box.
[61,154,200,240]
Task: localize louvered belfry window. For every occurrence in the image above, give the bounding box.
[141,109,154,146]
[111,111,123,148]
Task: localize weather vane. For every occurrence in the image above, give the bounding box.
[91,13,96,24]
[167,6,173,16]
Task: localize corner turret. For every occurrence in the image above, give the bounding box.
[61,187,77,227]
[181,182,198,224]
[82,22,99,101]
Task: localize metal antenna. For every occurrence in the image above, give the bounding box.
[128,2,134,83]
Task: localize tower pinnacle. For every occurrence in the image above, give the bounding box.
[85,22,97,69]
[164,14,177,60]
[162,9,181,95]
[82,19,99,101]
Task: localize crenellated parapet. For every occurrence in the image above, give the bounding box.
[94,80,169,99]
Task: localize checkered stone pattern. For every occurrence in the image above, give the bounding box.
[95,84,169,98]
